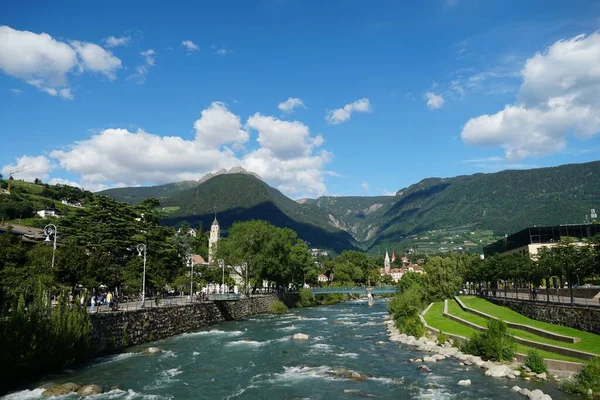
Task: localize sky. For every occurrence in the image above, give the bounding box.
[1,0,600,198]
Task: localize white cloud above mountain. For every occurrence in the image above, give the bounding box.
[0,25,122,99]
[1,155,55,182]
[325,98,371,125]
[15,102,332,196]
[461,32,600,160]
[104,36,131,48]
[181,40,199,53]
[278,97,305,113]
[425,92,444,109]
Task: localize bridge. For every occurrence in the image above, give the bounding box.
[309,286,398,295]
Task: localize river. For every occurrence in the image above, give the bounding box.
[2,300,577,399]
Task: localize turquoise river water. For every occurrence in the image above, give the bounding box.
[2,300,577,399]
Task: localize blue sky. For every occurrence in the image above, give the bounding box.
[1,0,600,198]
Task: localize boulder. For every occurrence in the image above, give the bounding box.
[292,333,310,340]
[423,356,436,363]
[457,379,471,386]
[485,365,514,378]
[327,367,368,381]
[77,385,103,396]
[417,365,432,373]
[536,372,547,380]
[528,389,552,400]
[109,385,121,391]
[414,359,423,363]
[42,382,80,397]
[511,386,521,392]
[143,346,162,354]
[518,388,531,397]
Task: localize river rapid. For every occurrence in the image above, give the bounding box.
[2,300,577,400]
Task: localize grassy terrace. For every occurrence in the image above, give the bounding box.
[423,301,582,362]
[460,296,600,355]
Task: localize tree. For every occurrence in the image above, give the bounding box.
[422,256,464,302]
[397,271,422,292]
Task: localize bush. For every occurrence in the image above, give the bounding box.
[296,288,316,308]
[561,357,600,395]
[463,319,516,361]
[524,349,548,374]
[268,300,288,314]
[315,293,346,305]
[388,284,425,321]
[396,315,426,338]
[437,331,449,345]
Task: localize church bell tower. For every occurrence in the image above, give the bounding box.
[208,214,220,264]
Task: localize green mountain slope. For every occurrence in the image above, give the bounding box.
[97,180,198,204]
[161,174,359,253]
[367,161,600,252]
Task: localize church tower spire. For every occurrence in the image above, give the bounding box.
[208,213,220,264]
[384,250,391,273]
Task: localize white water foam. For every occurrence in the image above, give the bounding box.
[192,351,200,356]
[160,350,177,358]
[335,352,359,358]
[226,339,270,347]
[296,317,327,321]
[308,343,333,354]
[94,352,136,365]
[187,329,244,336]
[276,324,300,331]
[0,388,45,400]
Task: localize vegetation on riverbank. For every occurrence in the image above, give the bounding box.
[461,319,516,362]
[268,300,288,314]
[0,286,91,395]
[561,357,600,396]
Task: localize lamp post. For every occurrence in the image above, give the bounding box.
[219,259,225,294]
[187,254,194,300]
[137,244,147,308]
[44,224,57,269]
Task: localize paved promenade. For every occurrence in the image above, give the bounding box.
[478,291,600,308]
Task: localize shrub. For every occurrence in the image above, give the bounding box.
[396,315,425,338]
[388,284,425,321]
[268,300,288,314]
[561,357,600,395]
[315,293,345,305]
[524,349,548,374]
[296,288,316,308]
[437,331,449,345]
[463,319,516,362]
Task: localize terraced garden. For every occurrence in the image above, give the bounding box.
[422,299,596,363]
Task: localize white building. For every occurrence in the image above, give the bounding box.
[61,200,83,208]
[177,227,197,237]
[318,274,328,283]
[36,209,58,218]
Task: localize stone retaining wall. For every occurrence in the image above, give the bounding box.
[497,288,600,299]
[90,294,297,354]
[488,298,600,335]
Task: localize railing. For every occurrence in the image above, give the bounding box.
[310,286,397,294]
[208,293,241,301]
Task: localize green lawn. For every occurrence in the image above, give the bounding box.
[461,297,600,355]
[447,300,600,356]
[423,301,582,362]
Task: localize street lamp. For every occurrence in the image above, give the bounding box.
[218,259,225,294]
[44,224,57,269]
[187,254,194,300]
[137,243,147,308]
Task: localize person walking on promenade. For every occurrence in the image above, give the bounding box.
[107,292,113,308]
[90,296,96,313]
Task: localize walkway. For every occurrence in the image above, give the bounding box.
[477,291,600,308]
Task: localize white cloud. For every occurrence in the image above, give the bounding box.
[181,40,199,53]
[445,0,459,7]
[425,92,444,109]
[278,97,306,113]
[104,36,131,48]
[10,88,23,95]
[462,156,503,163]
[41,102,330,197]
[216,48,229,55]
[246,114,319,158]
[0,25,122,98]
[70,41,121,80]
[361,182,369,192]
[461,32,600,160]
[1,155,55,182]
[194,102,249,148]
[128,49,155,84]
[325,98,371,125]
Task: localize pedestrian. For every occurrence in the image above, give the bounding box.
[90,296,96,313]
[107,291,113,308]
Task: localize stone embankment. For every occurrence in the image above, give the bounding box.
[383,317,556,400]
[90,294,297,354]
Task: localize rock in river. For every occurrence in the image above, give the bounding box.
[417,365,432,373]
[143,346,162,354]
[42,382,80,397]
[457,379,472,386]
[77,384,103,396]
[292,333,310,340]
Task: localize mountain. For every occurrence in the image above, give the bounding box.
[303,161,600,253]
[96,167,260,204]
[160,174,359,253]
[98,160,600,255]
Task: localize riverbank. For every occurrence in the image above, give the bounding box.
[384,317,569,399]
